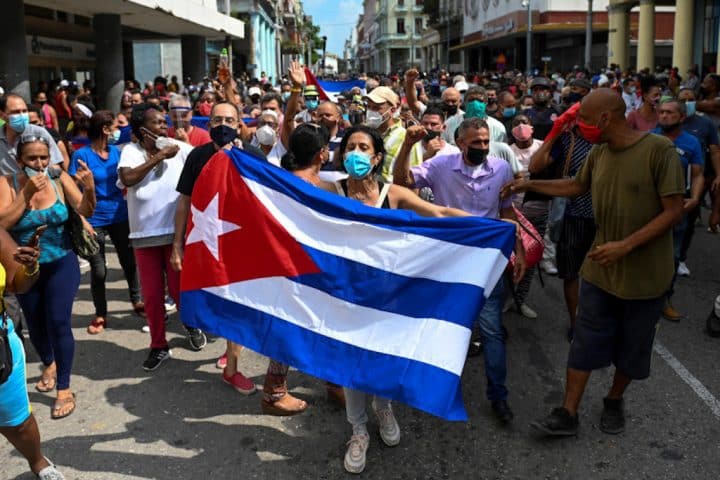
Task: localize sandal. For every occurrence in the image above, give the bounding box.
[35,375,56,393]
[133,301,147,318]
[87,317,106,334]
[261,393,308,416]
[51,393,76,420]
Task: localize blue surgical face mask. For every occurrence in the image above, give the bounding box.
[685,100,696,117]
[9,113,29,133]
[503,107,517,118]
[108,129,121,145]
[343,150,373,179]
[306,99,319,111]
[24,165,48,178]
[281,92,291,102]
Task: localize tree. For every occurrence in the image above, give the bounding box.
[302,20,324,65]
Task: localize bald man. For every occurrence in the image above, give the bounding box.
[504,90,685,436]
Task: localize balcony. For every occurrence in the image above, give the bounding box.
[396,2,408,12]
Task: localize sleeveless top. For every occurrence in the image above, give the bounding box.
[336,179,392,209]
[41,104,53,130]
[9,173,71,264]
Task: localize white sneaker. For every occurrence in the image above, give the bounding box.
[540,260,558,275]
[343,432,369,474]
[78,258,90,270]
[374,405,401,446]
[141,325,150,333]
[37,458,65,480]
[677,262,690,277]
[165,296,177,313]
[520,304,538,319]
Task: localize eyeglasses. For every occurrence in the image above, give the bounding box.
[258,121,278,128]
[211,116,238,126]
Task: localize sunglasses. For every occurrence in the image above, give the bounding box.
[19,135,50,145]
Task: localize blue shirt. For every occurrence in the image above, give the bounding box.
[682,113,719,175]
[652,129,703,191]
[70,145,128,227]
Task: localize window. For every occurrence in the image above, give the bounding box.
[416,0,424,5]
[416,48,422,59]
[415,18,423,33]
[56,11,69,23]
[397,18,405,34]
[398,0,405,6]
[75,15,91,27]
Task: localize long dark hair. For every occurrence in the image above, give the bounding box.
[88,110,116,141]
[280,123,330,171]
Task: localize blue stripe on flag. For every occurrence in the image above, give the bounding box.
[294,244,484,326]
[317,79,366,94]
[227,149,515,257]
[181,289,468,420]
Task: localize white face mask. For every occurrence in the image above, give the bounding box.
[256,125,277,146]
[365,110,385,129]
[155,136,173,150]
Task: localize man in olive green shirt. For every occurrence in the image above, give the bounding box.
[504,90,685,436]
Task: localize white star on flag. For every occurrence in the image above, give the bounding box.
[186,193,241,261]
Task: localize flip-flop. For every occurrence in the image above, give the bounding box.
[87,317,106,334]
[51,393,76,420]
[35,375,56,393]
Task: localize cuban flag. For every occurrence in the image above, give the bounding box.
[304,67,366,102]
[180,148,515,421]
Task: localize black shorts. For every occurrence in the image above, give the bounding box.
[557,217,596,280]
[567,281,663,380]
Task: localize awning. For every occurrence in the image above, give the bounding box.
[25,0,245,39]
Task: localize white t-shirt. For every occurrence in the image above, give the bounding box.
[117,140,192,240]
[409,140,460,166]
[251,137,286,167]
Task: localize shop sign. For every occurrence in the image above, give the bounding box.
[483,19,515,39]
[27,35,95,61]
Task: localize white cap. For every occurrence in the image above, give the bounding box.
[59,79,69,87]
[455,81,469,92]
[248,86,262,96]
[0,87,4,96]
[76,104,92,118]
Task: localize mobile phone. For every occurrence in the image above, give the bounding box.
[28,225,48,247]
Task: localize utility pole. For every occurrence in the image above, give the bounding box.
[410,24,415,68]
[522,0,532,75]
[446,1,451,70]
[321,35,327,76]
[584,0,593,71]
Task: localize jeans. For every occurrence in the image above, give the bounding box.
[668,213,688,298]
[344,387,391,432]
[17,252,80,391]
[474,280,507,402]
[135,244,180,349]
[88,221,141,317]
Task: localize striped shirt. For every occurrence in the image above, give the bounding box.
[380,121,407,182]
[551,129,594,218]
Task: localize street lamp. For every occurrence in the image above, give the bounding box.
[521,0,532,75]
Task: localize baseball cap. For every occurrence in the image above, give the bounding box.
[364,86,399,107]
[304,85,319,97]
[530,77,551,88]
[59,79,69,88]
[455,81,469,92]
[569,78,592,90]
[248,86,262,96]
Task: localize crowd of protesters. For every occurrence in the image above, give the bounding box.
[0,59,719,478]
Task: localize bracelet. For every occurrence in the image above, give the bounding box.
[23,262,39,276]
[291,88,302,93]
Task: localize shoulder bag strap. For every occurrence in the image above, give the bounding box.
[375,182,392,208]
[562,131,576,179]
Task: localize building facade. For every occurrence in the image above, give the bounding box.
[1,0,245,110]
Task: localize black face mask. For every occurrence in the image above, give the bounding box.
[466,146,489,166]
[444,103,458,116]
[533,92,550,106]
[566,92,583,104]
[659,122,681,133]
[210,124,238,147]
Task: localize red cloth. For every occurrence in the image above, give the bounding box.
[135,245,180,349]
[303,68,330,101]
[168,126,211,147]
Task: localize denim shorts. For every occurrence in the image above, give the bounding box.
[0,320,32,427]
[568,281,663,380]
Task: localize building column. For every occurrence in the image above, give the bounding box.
[181,35,206,85]
[636,0,655,72]
[608,4,629,70]
[123,41,135,82]
[94,14,124,111]
[672,0,693,75]
[0,0,30,101]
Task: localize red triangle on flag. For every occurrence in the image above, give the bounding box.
[180,151,320,292]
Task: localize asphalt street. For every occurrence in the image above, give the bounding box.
[2,217,720,480]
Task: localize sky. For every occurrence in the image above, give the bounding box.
[302,0,363,57]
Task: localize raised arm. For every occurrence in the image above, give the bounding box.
[60,163,96,217]
[403,69,424,118]
[391,125,426,188]
[281,60,305,150]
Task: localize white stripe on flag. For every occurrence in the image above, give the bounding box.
[204,276,471,375]
[243,177,508,292]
